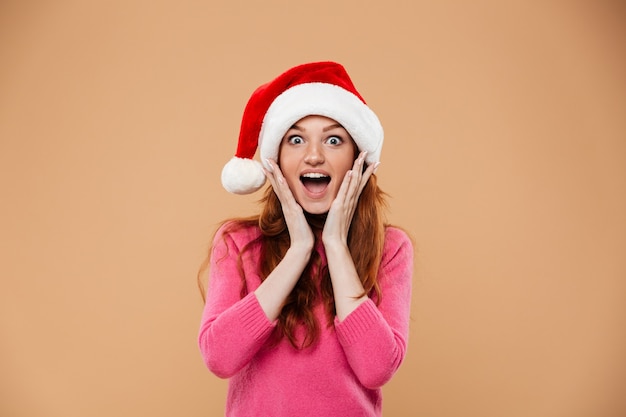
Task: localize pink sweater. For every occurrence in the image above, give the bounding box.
[198,223,413,417]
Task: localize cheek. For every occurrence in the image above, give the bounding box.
[278,157,295,176]
[337,154,356,176]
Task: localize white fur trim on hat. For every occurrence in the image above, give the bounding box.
[221,156,266,194]
[258,82,384,171]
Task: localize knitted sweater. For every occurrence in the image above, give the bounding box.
[198,223,413,417]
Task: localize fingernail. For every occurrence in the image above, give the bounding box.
[373,162,381,173]
[265,159,273,172]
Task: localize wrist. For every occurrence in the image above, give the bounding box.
[286,243,313,260]
[322,238,349,253]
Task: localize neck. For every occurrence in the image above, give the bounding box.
[304,212,327,232]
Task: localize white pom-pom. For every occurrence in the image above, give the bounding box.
[221,157,266,194]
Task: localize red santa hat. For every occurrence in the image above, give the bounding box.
[221,61,384,194]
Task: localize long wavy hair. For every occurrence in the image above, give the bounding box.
[198,171,388,349]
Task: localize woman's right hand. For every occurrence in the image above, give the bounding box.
[263,158,314,252]
[254,159,313,321]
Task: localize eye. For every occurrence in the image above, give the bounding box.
[288,135,304,145]
[326,135,343,145]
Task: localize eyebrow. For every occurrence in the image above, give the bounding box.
[289,123,344,132]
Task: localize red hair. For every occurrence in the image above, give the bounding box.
[198,175,387,349]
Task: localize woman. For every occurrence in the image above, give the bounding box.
[198,61,413,416]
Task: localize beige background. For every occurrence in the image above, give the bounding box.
[1,1,625,416]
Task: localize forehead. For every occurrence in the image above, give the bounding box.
[289,115,345,130]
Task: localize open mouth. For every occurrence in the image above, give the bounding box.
[300,172,331,194]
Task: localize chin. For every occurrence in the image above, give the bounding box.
[300,201,331,215]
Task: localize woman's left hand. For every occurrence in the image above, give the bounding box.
[322,151,378,247]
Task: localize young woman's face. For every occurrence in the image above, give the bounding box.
[278,115,357,214]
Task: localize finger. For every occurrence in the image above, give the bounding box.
[263,164,277,188]
[353,151,367,178]
[264,159,295,206]
[334,168,354,206]
[264,158,284,184]
[357,161,378,195]
[263,165,281,196]
[345,151,367,202]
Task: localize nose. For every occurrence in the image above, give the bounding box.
[303,142,324,165]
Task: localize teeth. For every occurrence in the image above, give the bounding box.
[301,173,328,179]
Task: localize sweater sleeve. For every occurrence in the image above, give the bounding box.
[198,224,276,378]
[334,227,413,389]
